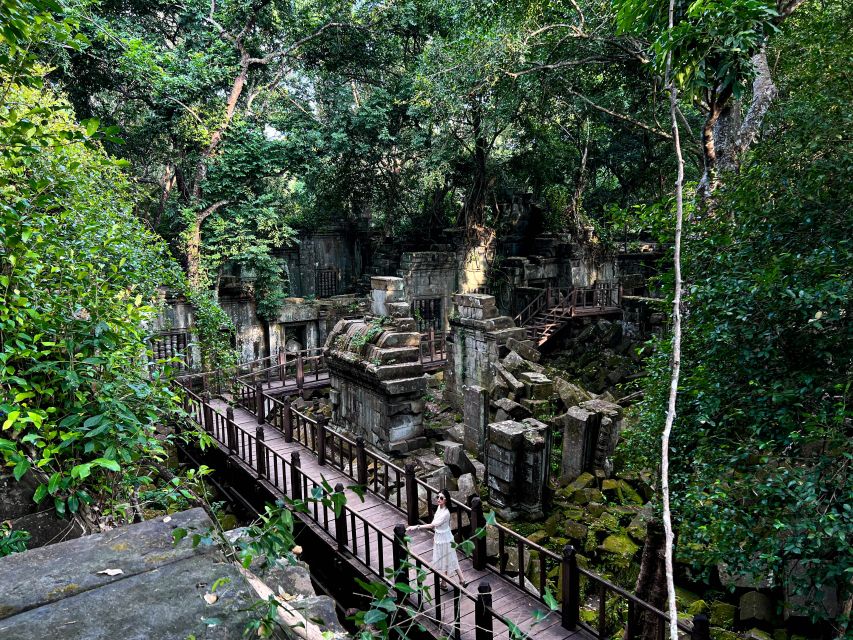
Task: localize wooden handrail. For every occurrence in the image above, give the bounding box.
[513,289,547,326]
[177,370,688,637]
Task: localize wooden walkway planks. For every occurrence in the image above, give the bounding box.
[206,397,587,640]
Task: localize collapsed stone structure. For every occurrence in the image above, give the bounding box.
[486,419,550,520]
[440,291,627,518]
[324,277,427,454]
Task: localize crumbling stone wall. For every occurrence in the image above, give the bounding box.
[398,251,458,332]
[555,398,623,484]
[325,277,427,454]
[486,419,550,520]
[444,293,532,456]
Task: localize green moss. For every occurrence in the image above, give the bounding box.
[710,628,739,640]
[710,601,737,628]
[598,534,639,568]
[688,599,709,616]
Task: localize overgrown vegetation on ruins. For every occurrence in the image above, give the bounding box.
[1,0,850,635]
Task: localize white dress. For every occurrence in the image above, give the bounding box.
[430,507,460,574]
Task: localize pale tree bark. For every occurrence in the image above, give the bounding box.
[662,0,684,638]
[696,0,807,205]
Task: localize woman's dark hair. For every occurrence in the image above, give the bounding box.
[439,488,453,511]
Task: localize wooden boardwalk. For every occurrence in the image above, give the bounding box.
[190,390,587,640]
[178,374,690,640]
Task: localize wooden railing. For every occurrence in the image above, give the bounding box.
[235,347,327,390]
[420,328,448,367]
[176,378,703,640]
[512,289,548,327]
[177,382,526,639]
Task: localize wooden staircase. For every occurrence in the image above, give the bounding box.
[514,282,622,347]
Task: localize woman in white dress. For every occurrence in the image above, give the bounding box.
[406,489,467,588]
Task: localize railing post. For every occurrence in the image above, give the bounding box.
[255,382,264,424]
[691,614,710,640]
[290,452,302,500]
[404,463,418,526]
[429,327,436,359]
[475,582,494,640]
[282,397,293,443]
[226,406,237,453]
[356,436,368,486]
[255,426,266,479]
[470,497,486,571]
[334,482,347,552]
[296,353,304,392]
[316,415,327,466]
[392,523,408,604]
[561,544,579,630]
[202,392,213,433]
[279,350,286,382]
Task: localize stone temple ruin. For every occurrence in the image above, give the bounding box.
[151,196,653,519]
[325,277,427,454]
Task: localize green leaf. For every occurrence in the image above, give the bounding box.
[13,458,30,481]
[92,458,120,472]
[362,609,388,625]
[33,484,48,503]
[84,118,99,137]
[172,528,188,545]
[47,472,61,494]
[3,411,20,430]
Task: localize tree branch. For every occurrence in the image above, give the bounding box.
[247,22,350,65]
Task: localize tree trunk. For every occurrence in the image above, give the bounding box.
[698,50,777,208]
[464,102,488,231]
[186,61,249,288]
[630,520,667,640]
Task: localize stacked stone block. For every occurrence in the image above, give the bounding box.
[555,398,623,483]
[445,294,525,447]
[486,419,549,520]
[325,277,427,454]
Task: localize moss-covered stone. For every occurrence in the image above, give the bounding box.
[688,599,709,616]
[543,513,561,536]
[563,521,588,544]
[572,487,603,504]
[744,629,772,640]
[528,530,548,545]
[598,534,639,568]
[675,585,703,609]
[563,506,584,520]
[589,511,620,537]
[710,601,737,628]
[583,530,597,554]
[601,478,644,505]
[710,628,739,640]
[586,502,607,517]
[627,503,654,542]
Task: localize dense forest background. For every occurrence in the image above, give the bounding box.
[1,0,850,632]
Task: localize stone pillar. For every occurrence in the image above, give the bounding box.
[324,277,427,454]
[579,398,623,469]
[445,294,525,459]
[463,385,488,455]
[485,419,549,520]
[555,398,623,484]
[370,276,409,317]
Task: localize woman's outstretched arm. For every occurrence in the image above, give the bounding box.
[406,508,444,532]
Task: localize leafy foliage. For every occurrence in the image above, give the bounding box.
[0,2,186,520]
[0,520,30,557]
[620,1,853,626]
